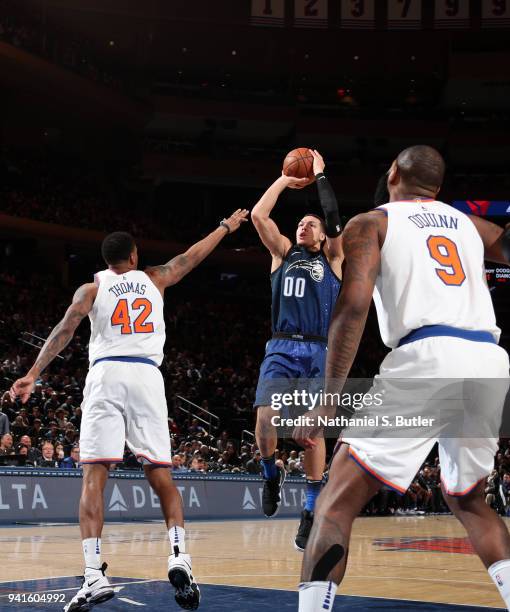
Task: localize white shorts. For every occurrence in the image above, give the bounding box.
[79,360,171,466]
[343,336,510,496]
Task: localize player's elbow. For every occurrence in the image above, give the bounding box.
[251,210,268,227]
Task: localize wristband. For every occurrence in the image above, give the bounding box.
[220,220,230,233]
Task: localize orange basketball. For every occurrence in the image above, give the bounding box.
[282,148,315,182]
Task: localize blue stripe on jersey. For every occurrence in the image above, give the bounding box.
[271,245,341,338]
[398,325,496,347]
[93,356,158,367]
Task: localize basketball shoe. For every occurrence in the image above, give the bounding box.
[63,562,114,611]
[168,545,200,610]
[262,464,286,517]
[294,508,314,551]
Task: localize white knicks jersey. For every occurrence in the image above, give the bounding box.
[373,200,500,349]
[88,269,165,366]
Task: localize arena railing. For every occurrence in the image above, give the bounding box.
[174,395,220,433]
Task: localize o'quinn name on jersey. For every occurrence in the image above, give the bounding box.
[408,212,459,231]
[108,281,147,298]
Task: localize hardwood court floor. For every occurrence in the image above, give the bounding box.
[0,516,506,609]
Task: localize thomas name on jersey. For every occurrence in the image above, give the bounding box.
[108,281,147,298]
[407,212,459,230]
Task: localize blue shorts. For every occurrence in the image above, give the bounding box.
[254,339,327,408]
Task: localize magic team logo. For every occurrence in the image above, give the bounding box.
[373,537,474,555]
[287,258,324,282]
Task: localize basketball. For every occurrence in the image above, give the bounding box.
[282,148,315,181]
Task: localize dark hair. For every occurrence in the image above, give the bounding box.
[396,145,445,192]
[101,232,136,265]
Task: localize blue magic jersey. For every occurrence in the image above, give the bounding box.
[271,245,341,338]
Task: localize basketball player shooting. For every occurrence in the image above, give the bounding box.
[296,145,510,611]
[251,149,343,551]
[9,209,248,612]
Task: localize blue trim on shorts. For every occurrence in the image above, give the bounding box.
[93,356,158,367]
[398,325,496,348]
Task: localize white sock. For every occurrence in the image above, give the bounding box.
[82,538,101,571]
[169,525,186,554]
[489,559,510,609]
[298,581,337,612]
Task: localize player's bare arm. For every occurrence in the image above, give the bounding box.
[468,216,510,265]
[294,212,382,449]
[326,213,381,386]
[9,283,97,403]
[251,175,308,268]
[147,208,248,290]
[310,149,344,277]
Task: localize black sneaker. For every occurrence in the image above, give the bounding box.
[262,465,286,517]
[294,509,314,552]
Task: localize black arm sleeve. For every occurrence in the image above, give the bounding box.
[315,173,342,238]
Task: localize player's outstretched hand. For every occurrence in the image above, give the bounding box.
[9,374,36,404]
[279,173,312,190]
[309,149,325,175]
[223,209,249,233]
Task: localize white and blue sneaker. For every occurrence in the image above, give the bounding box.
[63,562,114,611]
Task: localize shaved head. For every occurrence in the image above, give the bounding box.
[396,145,445,192]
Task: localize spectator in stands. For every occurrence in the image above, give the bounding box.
[15,443,31,464]
[188,418,208,437]
[19,434,42,463]
[60,446,80,469]
[189,455,207,472]
[55,407,68,429]
[54,442,65,462]
[287,459,304,476]
[0,404,10,436]
[0,433,14,455]
[216,430,230,453]
[1,391,16,423]
[70,406,82,429]
[37,441,58,467]
[171,454,187,472]
[502,473,510,514]
[44,391,60,414]
[11,414,29,438]
[246,450,262,475]
[62,423,78,454]
[486,469,505,515]
[29,418,43,445]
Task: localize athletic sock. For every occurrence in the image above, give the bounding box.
[169,525,186,554]
[304,479,322,512]
[298,581,337,612]
[489,559,510,609]
[261,454,277,480]
[82,538,101,571]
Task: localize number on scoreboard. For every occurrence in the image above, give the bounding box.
[482,0,510,28]
[294,0,329,28]
[434,0,470,29]
[250,0,285,27]
[340,0,376,29]
[387,0,422,29]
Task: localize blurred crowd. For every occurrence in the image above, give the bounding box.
[0,5,125,93]
[0,151,162,240]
